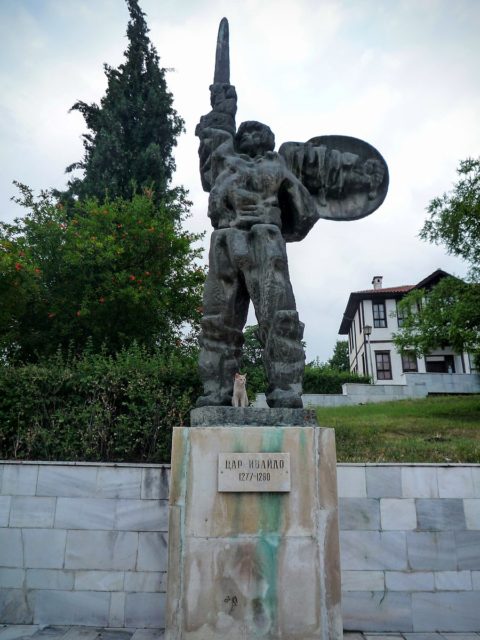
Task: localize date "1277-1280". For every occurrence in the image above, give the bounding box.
[238,472,271,482]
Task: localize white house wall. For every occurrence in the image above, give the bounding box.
[349,299,402,383]
[348,302,368,376]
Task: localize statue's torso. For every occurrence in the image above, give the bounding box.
[209,150,286,231]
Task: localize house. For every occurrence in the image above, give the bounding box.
[338,269,477,385]
[255,268,479,408]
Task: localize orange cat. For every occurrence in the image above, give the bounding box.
[232,373,248,407]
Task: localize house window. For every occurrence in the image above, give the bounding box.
[396,301,407,328]
[373,301,387,328]
[375,351,392,380]
[401,351,418,372]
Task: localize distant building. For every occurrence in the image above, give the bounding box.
[338,269,477,385]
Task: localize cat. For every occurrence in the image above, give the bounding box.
[232,373,248,407]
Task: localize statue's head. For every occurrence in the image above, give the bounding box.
[235,121,275,157]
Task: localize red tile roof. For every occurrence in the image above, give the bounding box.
[353,285,414,294]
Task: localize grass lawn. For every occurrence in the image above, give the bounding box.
[316,395,480,463]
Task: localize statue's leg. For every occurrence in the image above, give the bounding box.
[243,224,305,409]
[196,229,250,407]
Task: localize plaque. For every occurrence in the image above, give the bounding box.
[218,453,291,492]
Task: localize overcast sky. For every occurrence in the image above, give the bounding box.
[1,0,479,362]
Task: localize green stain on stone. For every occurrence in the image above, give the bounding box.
[299,427,308,460]
[171,427,190,506]
[253,531,280,635]
[260,427,284,453]
[259,428,285,534]
[229,430,246,535]
[233,429,245,453]
[252,428,286,634]
[230,490,244,536]
[259,492,282,532]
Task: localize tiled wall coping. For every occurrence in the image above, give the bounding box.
[337,462,480,467]
[3,460,478,467]
[0,460,168,468]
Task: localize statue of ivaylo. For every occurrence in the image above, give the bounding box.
[195,18,389,409]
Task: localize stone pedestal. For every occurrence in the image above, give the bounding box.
[165,408,342,639]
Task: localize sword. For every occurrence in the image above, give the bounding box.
[213,17,230,84]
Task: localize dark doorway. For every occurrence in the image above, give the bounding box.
[425,355,455,373]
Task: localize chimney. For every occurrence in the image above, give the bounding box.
[372,275,383,290]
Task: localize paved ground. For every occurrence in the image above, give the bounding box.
[1,628,480,640]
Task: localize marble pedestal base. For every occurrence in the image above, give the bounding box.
[165,410,342,639]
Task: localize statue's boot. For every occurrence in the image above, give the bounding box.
[196,313,245,407]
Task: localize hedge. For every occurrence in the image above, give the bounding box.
[0,344,201,463]
[303,366,370,394]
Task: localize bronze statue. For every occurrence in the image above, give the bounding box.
[195,18,388,409]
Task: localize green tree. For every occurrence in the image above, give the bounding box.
[240,325,267,397]
[421,157,480,279]
[394,277,480,359]
[0,183,204,362]
[327,340,349,371]
[394,158,480,364]
[62,0,184,205]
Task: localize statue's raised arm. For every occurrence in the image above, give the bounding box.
[195,18,238,192]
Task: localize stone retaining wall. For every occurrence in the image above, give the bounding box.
[1,461,479,631]
[255,385,424,408]
[338,463,480,631]
[254,375,480,408]
[0,462,169,627]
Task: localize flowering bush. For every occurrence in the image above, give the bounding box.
[0,184,205,361]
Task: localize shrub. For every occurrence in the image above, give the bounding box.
[0,343,201,463]
[303,365,370,394]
